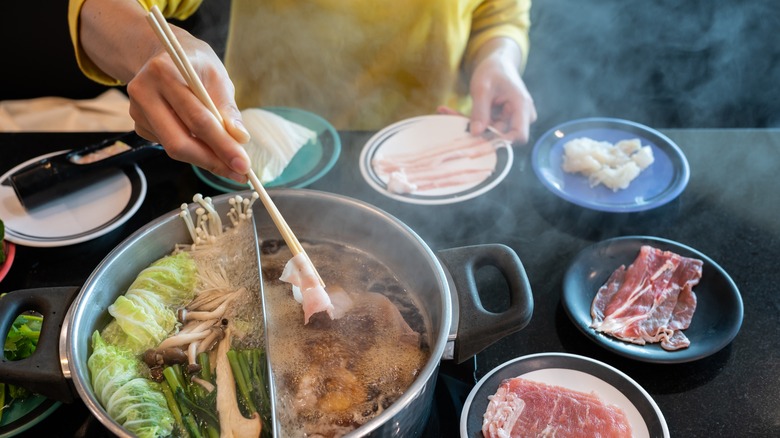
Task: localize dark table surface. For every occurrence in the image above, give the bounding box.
[0,128,778,437]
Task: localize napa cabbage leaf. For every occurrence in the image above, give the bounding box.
[89,331,173,438]
[106,296,172,354]
[105,251,196,354]
[126,251,198,307]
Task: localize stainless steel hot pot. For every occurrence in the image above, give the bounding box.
[0,189,533,437]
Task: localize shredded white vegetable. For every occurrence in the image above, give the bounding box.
[241,108,317,183]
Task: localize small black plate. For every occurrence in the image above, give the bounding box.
[562,236,743,363]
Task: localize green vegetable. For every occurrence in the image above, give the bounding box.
[228,348,272,437]
[7,384,31,400]
[105,295,175,354]
[89,331,174,438]
[156,348,271,438]
[160,381,186,435]
[162,364,220,438]
[197,352,212,382]
[104,252,197,354]
[228,350,257,414]
[3,314,42,361]
[1,313,43,422]
[127,251,198,307]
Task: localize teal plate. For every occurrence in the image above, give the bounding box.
[0,395,60,437]
[193,107,341,192]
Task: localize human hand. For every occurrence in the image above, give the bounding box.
[126,26,251,182]
[467,40,537,144]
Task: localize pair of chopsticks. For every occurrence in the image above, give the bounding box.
[146,6,324,286]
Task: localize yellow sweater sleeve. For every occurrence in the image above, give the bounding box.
[67,0,203,85]
[465,0,532,72]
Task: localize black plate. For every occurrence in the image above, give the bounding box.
[460,352,669,438]
[562,236,743,363]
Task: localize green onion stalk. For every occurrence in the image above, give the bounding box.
[160,348,272,438]
[228,348,273,438]
[162,364,220,438]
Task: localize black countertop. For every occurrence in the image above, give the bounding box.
[0,129,778,437]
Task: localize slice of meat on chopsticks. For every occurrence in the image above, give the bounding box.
[279,253,335,324]
[590,245,703,350]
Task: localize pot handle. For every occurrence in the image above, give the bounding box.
[0,287,81,403]
[437,244,533,364]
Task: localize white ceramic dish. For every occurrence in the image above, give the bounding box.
[360,115,513,205]
[460,352,669,438]
[0,151,146,247]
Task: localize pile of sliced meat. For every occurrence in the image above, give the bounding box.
[482,377,632,438]
[590,245,703,351]
[371,133,508,194]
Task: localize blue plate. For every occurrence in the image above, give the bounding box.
[193,107,341,192]
[531,118,689,212]
[562,236,743,364]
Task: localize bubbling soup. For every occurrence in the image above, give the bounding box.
[260,239,431,437]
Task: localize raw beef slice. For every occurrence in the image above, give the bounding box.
[590,245,703,351]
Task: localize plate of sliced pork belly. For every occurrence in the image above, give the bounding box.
[563,236,743,363]
[360,115,513,205]
[461,352,669,438]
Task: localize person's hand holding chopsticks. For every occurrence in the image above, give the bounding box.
[79,0,252,182]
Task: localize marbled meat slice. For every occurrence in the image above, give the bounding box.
[482,377,632,438]
[590,245,703,350]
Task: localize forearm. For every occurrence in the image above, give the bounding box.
[468,37,524,78]
[79,0,159,83]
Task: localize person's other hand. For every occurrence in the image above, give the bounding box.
[467,41,537,144]
[126,27,251,182]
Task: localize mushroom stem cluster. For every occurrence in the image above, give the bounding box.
[180,193,258,247]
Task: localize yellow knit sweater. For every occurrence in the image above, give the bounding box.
[69,0,531,130]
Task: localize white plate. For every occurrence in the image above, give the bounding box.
[460,352,669,438]
[0,151,146,247]
[360,115,513,205]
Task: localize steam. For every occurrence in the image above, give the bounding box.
[524,0,780,132]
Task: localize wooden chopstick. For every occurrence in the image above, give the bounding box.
[146,6,323,285]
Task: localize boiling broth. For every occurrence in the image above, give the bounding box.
[260,239,430,437]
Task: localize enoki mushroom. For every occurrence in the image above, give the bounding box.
[148,194,259,373]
